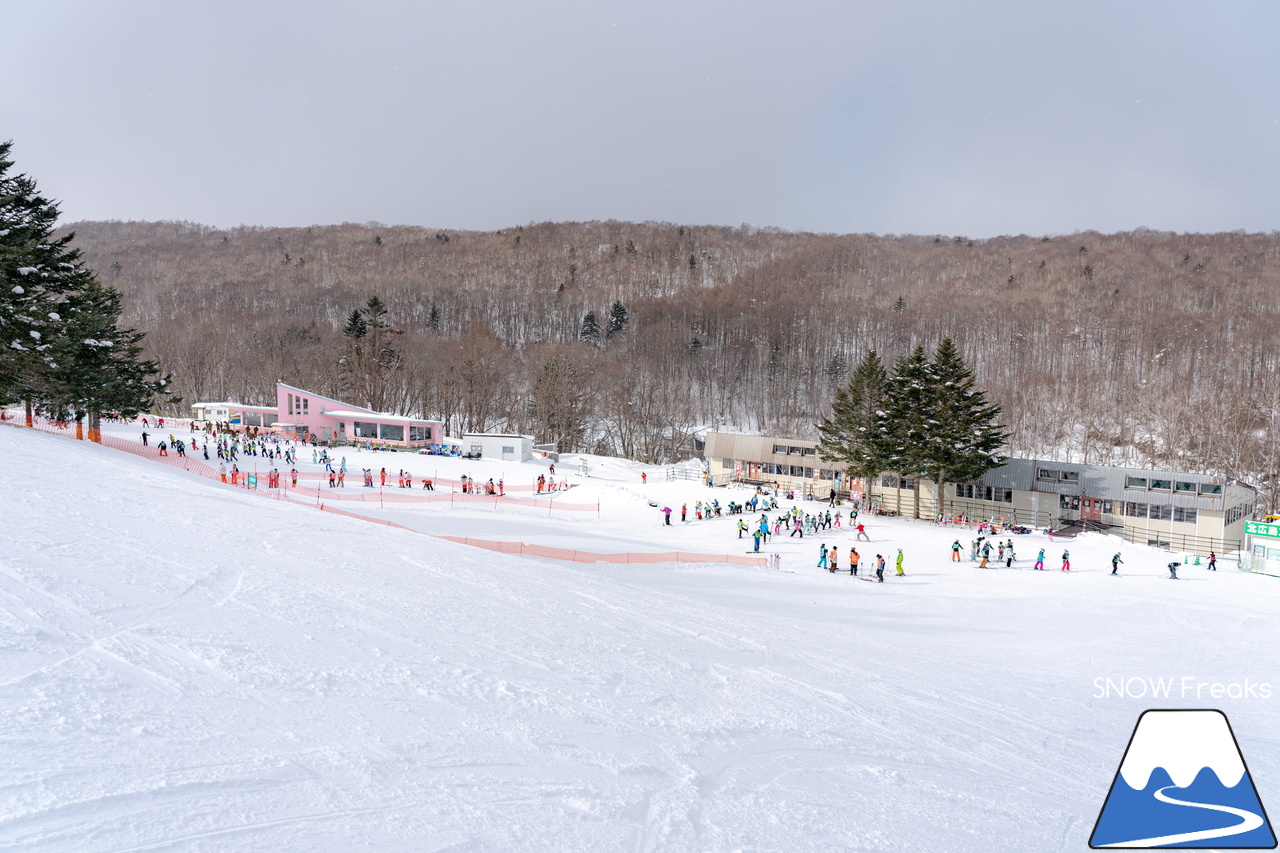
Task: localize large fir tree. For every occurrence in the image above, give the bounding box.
[606,301,628,339]
[925,337,1008,506]
[1,140,166,428]
[816,349,888,483]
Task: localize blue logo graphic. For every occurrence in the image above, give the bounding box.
[1091,709,1276,848]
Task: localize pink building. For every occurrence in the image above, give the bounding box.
[273,382,442,447]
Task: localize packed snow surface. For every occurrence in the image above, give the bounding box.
[2,424,1279,851]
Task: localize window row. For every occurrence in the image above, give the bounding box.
[1225,503,1254,526]
[724,460,837,480]
[1036,468,1079,483]
[956,484,1014,503]
[1124,475,1221,496]
[772,444,817,457]
[880,475,917,490]
[287,393,309,416]
[1121,502,1198,523]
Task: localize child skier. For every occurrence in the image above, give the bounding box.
[895,549,905,576]
[1034,548,1045,570]
[1061,550,1071,571]
[1111,553,1123,575]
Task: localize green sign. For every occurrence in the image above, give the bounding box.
[247,474,258,488]
[1245,520,1280,538]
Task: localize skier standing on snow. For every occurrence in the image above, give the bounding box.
[817,544,829,570]
[1168,561,1181,579]
[1061,549,1071,572]
[751,527,763,552]
[1207,551,1217,571]
[895,549,906,576]
[662,506,672,526]
[849,548,860,576]
[855,523,868,541]
[1111,553,1123,575]
[1034,548,1045,570]
[829,546,839,573]
[951,540,962,562]
[875,554,885,583]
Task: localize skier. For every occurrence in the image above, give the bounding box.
[979,542,991,567]
[855,523,869,541]
[1061,549,1071,572]
[737,519,747,539]
[1005,546,1015,568]
[849,548,860,576]
[1034,548,1045,570]
[158,441,168,457]
[641,472,647,485]
[1168,561,1181,579]
[829,546,839,573]
[875,554,885,583]
[662,506,672,526]
[219,463,227,483]
[141,430,149,446]
[751,527,763,552]
[951,540,962,562]
[380,468,387,486]
[817,544,829,571]
[681,503,687,523]
[291,468,298,487]
[1207,551,1217,571]
[1111,553,1123,575]
[895,549,905,577]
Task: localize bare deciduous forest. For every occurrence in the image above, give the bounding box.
[60,219,1280,508]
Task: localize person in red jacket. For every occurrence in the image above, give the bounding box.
[380,468,387,486]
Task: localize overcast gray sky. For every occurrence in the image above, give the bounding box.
[2,0,1278,236]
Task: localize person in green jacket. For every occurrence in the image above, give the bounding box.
[895,549,905,576]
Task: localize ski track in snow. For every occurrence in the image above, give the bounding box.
[1,424,1278,851]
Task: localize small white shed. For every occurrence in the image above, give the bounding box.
[461,433,535,462]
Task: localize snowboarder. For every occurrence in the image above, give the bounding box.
[1111,553,1123,575]
[1168,561,1181,579]
[895,549,905,577]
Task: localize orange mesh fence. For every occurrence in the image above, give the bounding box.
[285,485,598,513]
[5,414,768,569]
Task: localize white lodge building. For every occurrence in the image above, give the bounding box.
[704,432,1255,555]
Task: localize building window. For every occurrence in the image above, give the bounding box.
[1037,468,1058,481]
[410,425,430,442]
[353,421,378,438]
[1125,476,1147,489]
[773,444,787,454]
[881,475,898,488]
[1175,481,1197,494]
[1059,471,1079,483]
[302,398,308,415]
[503,445,515,454]
[1199,483,1222,496]
[1124,502,1148,518]
[900,477,915,490]
[1150,479,1171,491]
[802,447,816,456]
[1150,505,1173,521]
[287,393,293,415]
[380,424,404,442]
[1173,507,1198,524]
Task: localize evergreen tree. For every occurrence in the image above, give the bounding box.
[825,352,848,384]
[426,303,440,330]
[606,301,628,339]
[816,350,887,482]
[579,311,600,344]
[925,337,1008,506]
[47,279,169,437]
[866,346,936,518]
[0,140,165,428]
[339,295,401,410]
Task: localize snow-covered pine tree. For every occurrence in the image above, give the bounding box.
[579,311,600,345]
[0,140,129,426]
[606,301,628,339]
[47,278,169,439]
[816,349,887,483]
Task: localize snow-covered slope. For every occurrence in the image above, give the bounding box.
[2,426,1279,851]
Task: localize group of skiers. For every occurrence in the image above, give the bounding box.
[816,543,903,582]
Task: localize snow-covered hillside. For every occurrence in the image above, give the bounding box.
[2,425,1278,851]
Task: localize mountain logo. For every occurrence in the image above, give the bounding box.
[1090,709,1276,848]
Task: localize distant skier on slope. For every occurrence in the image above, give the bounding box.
[1111,553,1123,575]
